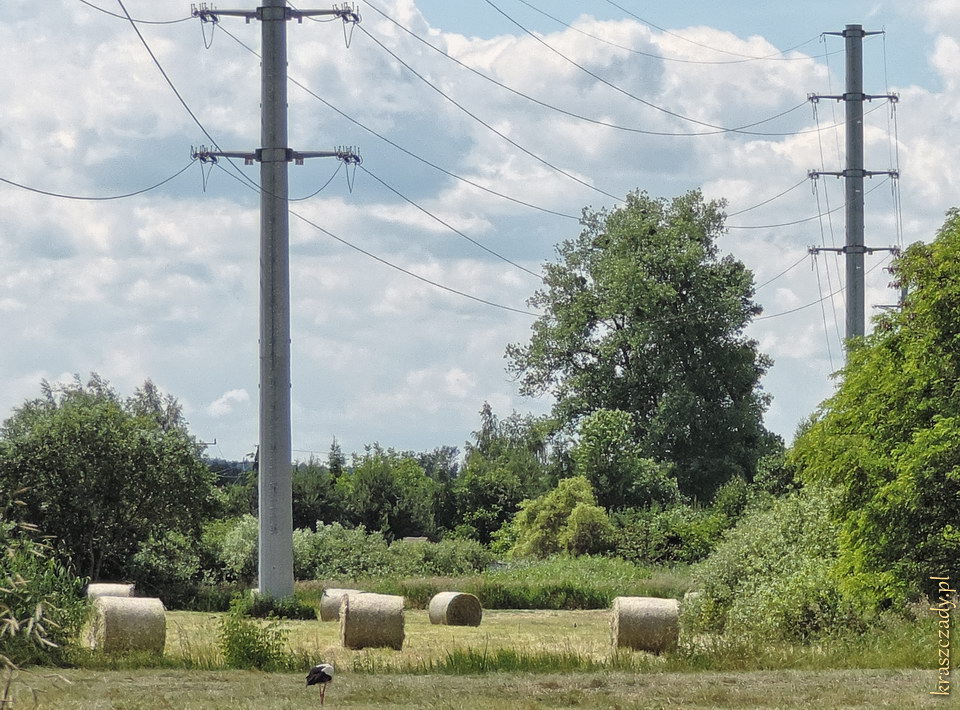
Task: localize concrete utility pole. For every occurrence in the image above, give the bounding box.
[808,24,898,347]
[191,2,361,598]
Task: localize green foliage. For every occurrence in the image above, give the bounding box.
[0,517,88,667]
[217,515,259,583]
[126,530,203,607]
[611,504,728,565]
[338,447,438,540]
[504,476,613,559]
[571,408,680,509]
[453,404,552,543]
[789,211,960,610]
[292,459,343,531]
[507,190,778,498]
[684,488,864,642]
[0,375,217,581]
[230,593,316,621]
[217,596,292,671]
[351,555,686,610]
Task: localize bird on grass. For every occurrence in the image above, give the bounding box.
[306,662,335,706]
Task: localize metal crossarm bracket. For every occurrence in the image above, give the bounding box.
[191,145,360,166]
[191,3,361,24]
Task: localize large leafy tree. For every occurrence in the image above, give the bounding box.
[0,375,217,581]
[790,210,960,609]
[507,190,777,498]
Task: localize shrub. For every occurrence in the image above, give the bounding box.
[125,530,204,608]
[683,487,865,642]
[218,595,292,670]
[294,523,392,580]
[612,504,727,565]
[217,515,259,583]
[504,477,613,559]
[231,592,316,621]
[0,519,88,667]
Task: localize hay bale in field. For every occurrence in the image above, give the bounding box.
[428,592,482,626]
[84,596,166,655]
[320,588,364,622]
[339,592,404,650]
[610,596,679,653]
[86,583,135,599]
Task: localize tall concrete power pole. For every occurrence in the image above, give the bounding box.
[192,2,361,598]
[809,24,898,348]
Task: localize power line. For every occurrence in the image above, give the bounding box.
[115,0,260,193]
[216,24,580,220]
[78,0,192,24]
[361,0,813,138]
[725,177,808,218]
[481,0,831,137]
[755,253,891,321]
[0,159,196,201]
[213,162,540,317]
[726,177,889,229]
[603,0,820,61]
[358,165,542,280]
[518,0,837,65]
[357,24,625,202]
[754,253,808,292]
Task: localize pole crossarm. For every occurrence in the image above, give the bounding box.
[808,92,899,103]
[191,3,361,24]
[808,169,900,179]
[192,145,361,166]
[809,245,901,256]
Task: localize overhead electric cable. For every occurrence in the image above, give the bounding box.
[603,0,819,60]
[755,254,892,321]
[0,160,196,201]
[726,177,889,230]
[518,0,834,65]
[289,161,344,202]
[79,0,192,24]
[359,165,542,279]
[480,0,853,137]
[753,253,807,292]
[214,162,539,317]
[812,254,836,370]
[725,177,808,217]
[117,0,261,193]
[361,1,814,138]
[357,24,625,202]
[812,168,844,345]
[217,24,579,220]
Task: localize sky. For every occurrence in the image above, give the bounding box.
[1,0,958,464]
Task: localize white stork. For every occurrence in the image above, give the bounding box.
[306,662,335,705]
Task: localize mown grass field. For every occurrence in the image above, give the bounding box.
[13,667,945,709]
[12,606,947,709]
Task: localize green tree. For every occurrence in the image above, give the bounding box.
[571,408,680,509]
[505,476,612,558]
[0,375,217,581]
[292,458,342,530]
[453,404,552,543]
[338,446,438,540]
[507,190,777,498]
[790,211,960,610]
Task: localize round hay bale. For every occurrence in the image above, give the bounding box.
[84,596,166,655]
[86,583,135,599]
[610,596,679,653]
[320,588,363,622]
[339,593,404,650]
[428,592,482,626]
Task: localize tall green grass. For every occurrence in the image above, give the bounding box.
[300,556,690,610]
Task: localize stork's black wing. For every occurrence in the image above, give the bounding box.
[306,665,333,686]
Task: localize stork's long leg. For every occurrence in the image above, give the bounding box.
[320,683,326,706]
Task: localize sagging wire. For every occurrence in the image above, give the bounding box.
[812,252,836,371]
[197,5,219,49]
[811,169,844,345]
[0,159,197,201]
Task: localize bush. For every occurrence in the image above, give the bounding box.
[293,523,392,580]
[218,595,292,670]
[217,515,259,583]
[231,592,316,621]
[612,504,727,565]
[683,487,865,642]
[0,519,88,667]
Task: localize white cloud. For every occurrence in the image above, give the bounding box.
[208,389,251,418]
